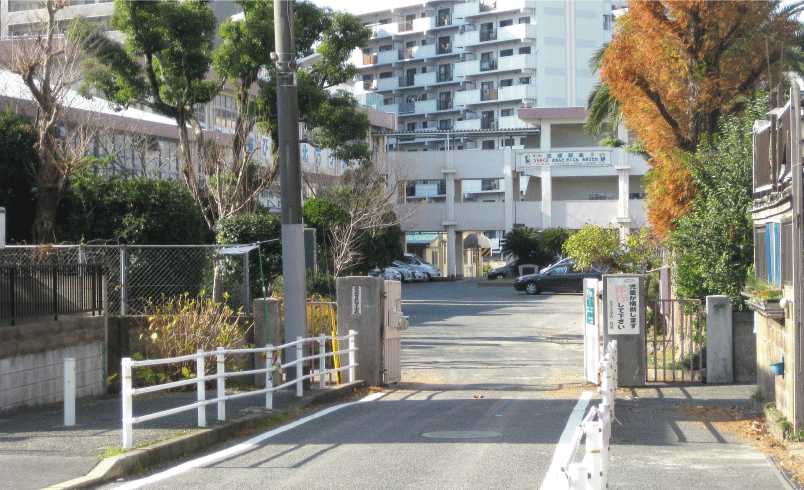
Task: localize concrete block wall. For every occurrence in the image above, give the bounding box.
[0,343,105,411]
[0,316,106,411]
[755,312,791,416]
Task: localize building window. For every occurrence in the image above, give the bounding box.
[439,119,452,130]
[519,46,531,55]
[383,98,394,105]
[500,19,513,27]
[519,76,531,85]
[500,48,514,57]
[502,138,515,147]
[379,44,393,52]
[379,71,393,79]
[501,108,513,117]
[422,121,428,129]
[407,122,416,131]
[519,16,530,24]
[500,79,513,87]
[588,193,616,200]
[604,14,613,30]
[482,140,495,149]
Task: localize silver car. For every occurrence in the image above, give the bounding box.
[392,260,425,282]
[402,253,441,281]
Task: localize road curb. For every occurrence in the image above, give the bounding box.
[42,381,366,490]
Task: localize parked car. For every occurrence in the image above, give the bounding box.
[487,263,518,280]
[385,263,415,282]
[401,253,441,281]
[514,261,604,295]
[368,267,403,282]
[392,261,426,282]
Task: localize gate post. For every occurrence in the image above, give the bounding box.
[706,295,733,383]
[602,274,646,387]
[336,277,384,386]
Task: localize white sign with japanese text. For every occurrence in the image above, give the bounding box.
[352,286,362,315]
[519,150,611,167]
[605,276,641,335]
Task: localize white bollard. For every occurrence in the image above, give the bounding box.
[64,358,76,427]
[197,349,206,427]
[296,337,304,398]
[348,330,356,383]
[121,358,133,449]
[217,347,225,421]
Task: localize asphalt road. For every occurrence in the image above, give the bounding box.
[95,280,785,490]
[96,280,590,490]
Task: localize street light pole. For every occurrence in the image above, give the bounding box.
[274,0,306,378]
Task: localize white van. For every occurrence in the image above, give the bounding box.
[402,253,441,281]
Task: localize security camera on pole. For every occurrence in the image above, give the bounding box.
[273,0,306,381]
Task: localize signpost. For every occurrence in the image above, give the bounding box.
[602,274,646,387]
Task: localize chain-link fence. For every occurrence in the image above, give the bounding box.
[0,244,269,316]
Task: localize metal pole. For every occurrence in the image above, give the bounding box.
[274,0,307,381]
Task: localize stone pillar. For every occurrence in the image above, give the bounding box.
[253,297,282,386]
[336,277,385,386]
[706,295,733,383]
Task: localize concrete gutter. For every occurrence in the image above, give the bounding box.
[42,381,366,490]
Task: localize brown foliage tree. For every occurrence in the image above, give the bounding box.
[599,1,802,236]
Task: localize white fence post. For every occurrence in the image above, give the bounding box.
[197,349,206,427]
[599,403,611,488]
[296,337,303,398]
[318,334,326,389]
[64,358,75,427]
[122,357,133,449]
[266,344,273,410]
[584,420,602,489]
[348,330,356,383]
[217,347,225,421]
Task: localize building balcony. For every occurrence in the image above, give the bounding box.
[378,49,403,65]
[455,54,535,77]
[437,42,454,55]
[377,76,400,92]
[455,84,536,106]
[463,23,536,46]
[498,115,529,129]
[414,71,437,87]
[398,16,432,35]
[368,22,399,38]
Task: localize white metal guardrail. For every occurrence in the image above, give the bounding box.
[556,340,618,490]
[120,331,358,449]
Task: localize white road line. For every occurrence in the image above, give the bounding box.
[113,392,387,490]
[540,390,594,490]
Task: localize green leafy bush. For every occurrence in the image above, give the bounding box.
[61,173,209,244]
[136,292,250,385]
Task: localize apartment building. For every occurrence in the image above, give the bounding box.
[347,0,647,276]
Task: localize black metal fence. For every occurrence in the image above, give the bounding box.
[0,263,104,326]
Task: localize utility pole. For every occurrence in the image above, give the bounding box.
[274,0,306,378]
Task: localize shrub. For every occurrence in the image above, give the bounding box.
[135,292,251,385]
